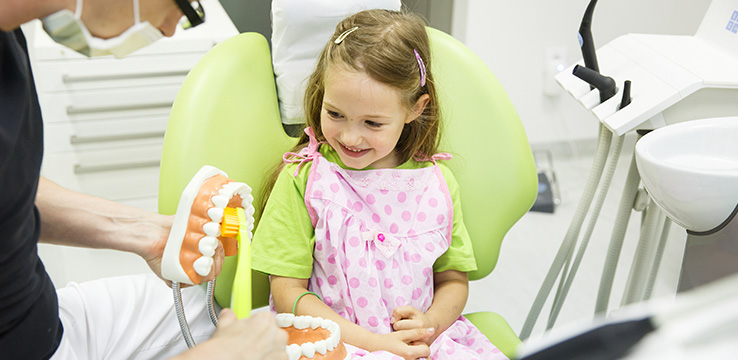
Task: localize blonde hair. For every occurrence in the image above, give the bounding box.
[302,9,441,162]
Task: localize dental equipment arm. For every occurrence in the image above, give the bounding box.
[578,0,600,73]
[573,64,617,103]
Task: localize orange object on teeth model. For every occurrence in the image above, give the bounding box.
[162,165,255,285]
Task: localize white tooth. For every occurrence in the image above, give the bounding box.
[193,256,213,276]
[245,205,255,217]
[314,340,327,355]
[203,222,221,237]
[218,186,234,198]
[198,236,217,256]
[326,333,337,350]
[300,342,316,359]
[241,194,254,207]
[293,316,310,329]
[211,195,228,208]
[310,317,322,329]
[207,207,224,222]
[285,344,302,360]
[247,222,254,233]
[236,185,251,198]
[275,313,294,328]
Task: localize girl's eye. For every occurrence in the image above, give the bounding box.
[326,110,343,119]
[365,120,383,128]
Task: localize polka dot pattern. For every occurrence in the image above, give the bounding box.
[300,154,505,359]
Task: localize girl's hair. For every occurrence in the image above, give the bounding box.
[261,9,441,212]
[303,9,441,161]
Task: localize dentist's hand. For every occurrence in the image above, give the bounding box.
[139,213,225,287]
[173,310,288,360]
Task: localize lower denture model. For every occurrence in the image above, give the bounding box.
[162,165,255,285]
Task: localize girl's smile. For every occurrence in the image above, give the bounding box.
[320,66,426,169]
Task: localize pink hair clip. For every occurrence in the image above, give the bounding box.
[414,49,426,87]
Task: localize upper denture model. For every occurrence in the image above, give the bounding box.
[162,165,255,285]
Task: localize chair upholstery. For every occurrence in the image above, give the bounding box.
[159,29,537,359]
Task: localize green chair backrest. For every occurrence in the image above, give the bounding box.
[158,29,537,311]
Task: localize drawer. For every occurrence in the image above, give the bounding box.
[43,114,168,153]
[38,84,180,123]
[41,144,162,201]
[34,53,202,92]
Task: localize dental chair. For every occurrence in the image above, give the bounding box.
[158,28,537,358]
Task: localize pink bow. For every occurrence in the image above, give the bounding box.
[283,127,324,176]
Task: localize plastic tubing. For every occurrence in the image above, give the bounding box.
[579,0,600,73]
[621,204,663,306]
[643,217,672,300]
[547,134,625,328]
[594,151,643,315]
[520,123,613,339]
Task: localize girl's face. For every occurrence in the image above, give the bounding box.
[320,66,428,169]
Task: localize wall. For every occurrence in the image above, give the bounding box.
[453,0,712,145]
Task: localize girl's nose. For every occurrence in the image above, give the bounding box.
[340,128,362,147]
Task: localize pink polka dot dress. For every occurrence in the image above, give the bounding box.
[289,130,507,359]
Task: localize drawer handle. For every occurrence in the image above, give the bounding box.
[66,102,173,115]
[70,131,165,144]
[74,160,160,174]
[62,70,190,84]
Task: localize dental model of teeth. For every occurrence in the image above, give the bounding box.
[275,314,349,360]
[162,165,255,285]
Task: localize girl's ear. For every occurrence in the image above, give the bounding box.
[405,94,430,124]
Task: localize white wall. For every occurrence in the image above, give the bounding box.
[453,0,712,145]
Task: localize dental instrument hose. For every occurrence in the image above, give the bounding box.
[579,0,600,73]
[520,124,613,339]
[547,133,625,328]
[621,204,664,306]
[595,135,644,315]
[173,280,219,348]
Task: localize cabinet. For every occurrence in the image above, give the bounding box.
[28,0,239,287]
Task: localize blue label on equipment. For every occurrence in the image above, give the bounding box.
[727,10,738,34]
[578,32,584,47]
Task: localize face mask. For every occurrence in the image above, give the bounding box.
[41,0,164,58]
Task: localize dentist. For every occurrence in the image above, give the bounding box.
[0,0,287,359]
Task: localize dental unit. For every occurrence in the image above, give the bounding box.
[161,165,255,348]
[522,0,738,342]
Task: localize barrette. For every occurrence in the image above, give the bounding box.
[414,49,427,87]
[334,26,359,44]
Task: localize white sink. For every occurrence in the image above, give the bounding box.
[635,117,738,232]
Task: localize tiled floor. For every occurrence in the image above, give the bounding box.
[464,135,687,340]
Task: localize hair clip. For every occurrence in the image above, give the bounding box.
[334,26,359,44]
[414,49,427,87]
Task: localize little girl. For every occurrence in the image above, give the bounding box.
[251,9,508,360]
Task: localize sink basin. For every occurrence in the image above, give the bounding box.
[635,116,738,232]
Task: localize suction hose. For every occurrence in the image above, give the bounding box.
[546,133,625,328]
[643,217,673,300]
[621,203,664,305]
[579,0,600,73]
[173,279,219,348]
[520,124,613,339]
[594,150,642,314]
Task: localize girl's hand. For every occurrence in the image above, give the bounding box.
[372,328,435,360]
[390,306,437,345]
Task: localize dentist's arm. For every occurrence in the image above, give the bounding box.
[35,176,222,284]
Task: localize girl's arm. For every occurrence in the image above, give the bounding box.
[392,269,469,345]
[271,275,434,359]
